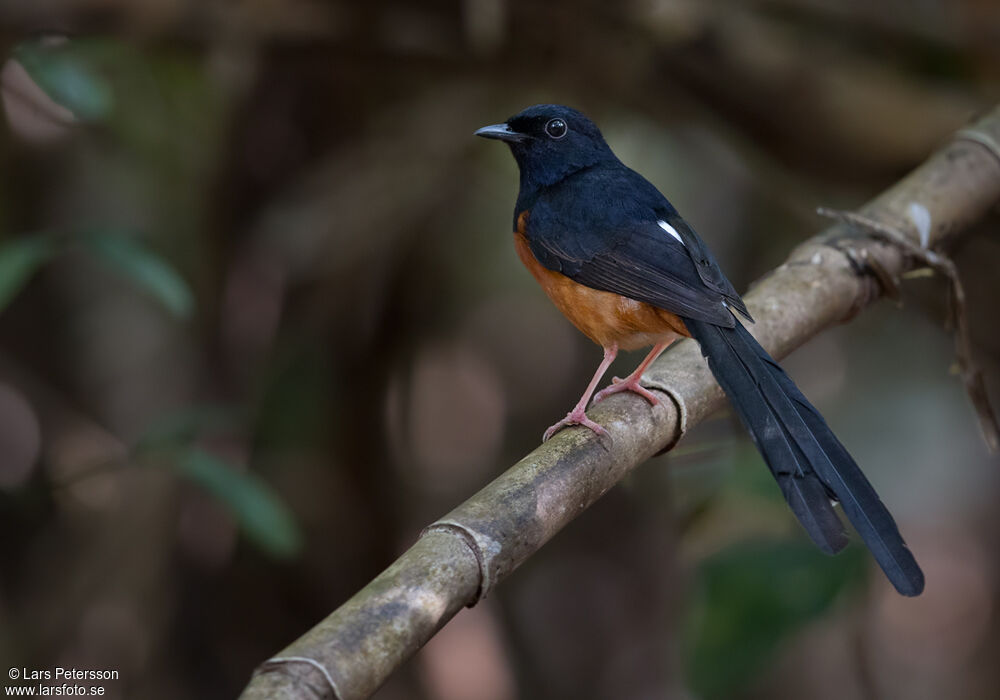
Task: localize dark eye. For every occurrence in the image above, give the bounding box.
[544,118,568,139]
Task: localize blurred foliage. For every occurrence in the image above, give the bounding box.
[143,401,306,559]
[13,38,114,122]
[0,235,57,310]
[171,447,303,560]
[82,231,195,319]
[683,539,867,699]
[134,404,240,450]
[134,402,304,559]
[53,403,304,559]
[0,229,194,318]
[674,442,869,697]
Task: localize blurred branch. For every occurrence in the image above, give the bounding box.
[0,0,341,41]
[239,107,1000,700]
[650,6,987,173]
[816,206,1000,451]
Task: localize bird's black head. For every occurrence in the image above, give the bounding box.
[476,104,616,191]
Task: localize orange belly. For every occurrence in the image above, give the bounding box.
[513,230,689,351]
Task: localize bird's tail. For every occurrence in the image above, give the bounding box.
[684,317,924,596]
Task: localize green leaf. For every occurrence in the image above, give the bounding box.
[13,40,114,122]
[682,539,867,699]
[134,405,241,451]
[0,236,58,311]
[84,232,194,319]
[174,448,303,559]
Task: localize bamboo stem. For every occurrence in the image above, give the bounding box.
[240,106,1000,700]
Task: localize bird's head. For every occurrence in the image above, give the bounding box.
[475,104,616,189]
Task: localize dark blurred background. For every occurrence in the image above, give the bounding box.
[0,1,999,698]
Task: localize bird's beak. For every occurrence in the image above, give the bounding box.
[475,123,527,142]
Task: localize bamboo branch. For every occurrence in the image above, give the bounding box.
[239,107,1000,700]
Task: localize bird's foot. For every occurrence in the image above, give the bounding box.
[592,375,661,406]
[542,408,608,442]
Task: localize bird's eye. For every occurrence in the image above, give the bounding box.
[544,118,568,139]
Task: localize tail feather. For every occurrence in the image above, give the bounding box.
[773,370,926,596]
[685,318,924,596]
[704,322,848,555]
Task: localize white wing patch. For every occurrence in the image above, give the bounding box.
[657,219,684,245]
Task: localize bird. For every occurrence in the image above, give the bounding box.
[475,104,924,596]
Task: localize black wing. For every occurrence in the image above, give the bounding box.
[523,164,749,327]
[657,208,752,321]
[530,219,735,326]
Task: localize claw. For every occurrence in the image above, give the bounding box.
[592,375,661,406]
[590,341,671,407]
[542,409,608,442]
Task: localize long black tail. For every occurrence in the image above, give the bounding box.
[685,317,924,596]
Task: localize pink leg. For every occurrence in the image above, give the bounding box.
[592,341,670,406]
[542,344,618,442]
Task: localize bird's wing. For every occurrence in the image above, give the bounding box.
[656,208,752,321]
[524,171,747,327]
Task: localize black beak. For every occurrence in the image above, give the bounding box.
[475,123,527,143]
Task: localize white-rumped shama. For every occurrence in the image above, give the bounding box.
[477,104,923,596]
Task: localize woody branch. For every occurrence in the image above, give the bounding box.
[239,106,1000,700]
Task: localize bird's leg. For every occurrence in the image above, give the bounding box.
[592,341,669,406]
[542,344,618,442]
